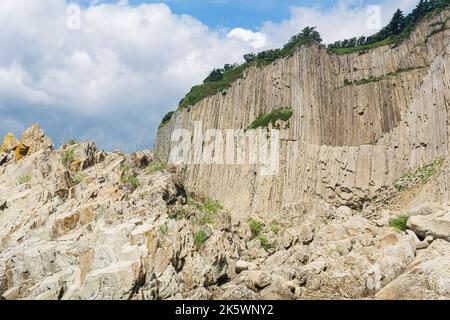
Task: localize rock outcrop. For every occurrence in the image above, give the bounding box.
[155,8,450,218]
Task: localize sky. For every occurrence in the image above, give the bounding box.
[0,0,419,151]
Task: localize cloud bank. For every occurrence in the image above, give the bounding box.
[0,0,418,150]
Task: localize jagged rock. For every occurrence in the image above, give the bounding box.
[14,124,53,161]
[63,141,97,172]
[375,240,450,299]
[408,212,450,242]
[0,133,19,154]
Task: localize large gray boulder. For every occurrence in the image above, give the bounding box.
[408,212,450,242]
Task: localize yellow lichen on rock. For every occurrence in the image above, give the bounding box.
[14,143,29,161]
[13,124,53,161]
[0,133,19,154]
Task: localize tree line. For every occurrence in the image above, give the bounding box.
[328,0,450,50]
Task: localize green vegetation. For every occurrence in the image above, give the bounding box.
[247,107,293,130]
[248,219,272,251]
[178,63,248,110]
[249,219,265,238]
[119,162,140,190]
[331,245,347,256]
[67,139,77,146]
[61,148,75,167]
[269,222,282,234]
[168,208,188,220]
[394,158,444,191]
[17,173,32,186]
[177,27,322,111]
[145,162,167,175]
[159,111,175,128]
[256,235,271,251]
[196,213,215,226]
[202,197,223,214]
[329,0,450,54]
[186,193,223,214]
[343,66,428,87]
[194,230,209,247]
[389,216,409,232]
[120,175,140,190]
[73,172,86,184]
[159,224,169,236]
[329,37,395,55]
[185,195,222,225]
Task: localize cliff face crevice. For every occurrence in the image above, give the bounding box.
[156,9,450,217]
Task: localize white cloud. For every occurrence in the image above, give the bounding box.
[261,0,419,47]
[227,28,267,49]
[0,0,421,150]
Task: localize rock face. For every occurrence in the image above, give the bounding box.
[0,126,450,300]
[155,9,450,218]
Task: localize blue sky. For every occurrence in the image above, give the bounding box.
[0,0,418,151]
[79,0,339,29]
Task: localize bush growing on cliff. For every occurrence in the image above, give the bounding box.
[249,219,264,237]
[256,235,271,251]
[247,107,294,130]
[61,148,75,167]
[159,111,175,128]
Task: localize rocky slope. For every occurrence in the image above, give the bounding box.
[156,8,450,218]
[1,126,449,300]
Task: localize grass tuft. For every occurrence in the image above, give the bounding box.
[194,230,208,247]
[389,216,409,232]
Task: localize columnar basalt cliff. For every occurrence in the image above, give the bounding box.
[156,9,450,218]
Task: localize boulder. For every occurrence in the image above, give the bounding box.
[236,260,258,273]
[376,240,450,299]
[408,212,450,242]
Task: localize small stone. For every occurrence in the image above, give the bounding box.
[241,271,272,290]
[236,260,258,273]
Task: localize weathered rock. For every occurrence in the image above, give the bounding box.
[0,133,19,154]
[376,240,450,299]
[236,260,258,273]
[14,124,53,161]
[408,212,450,242]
